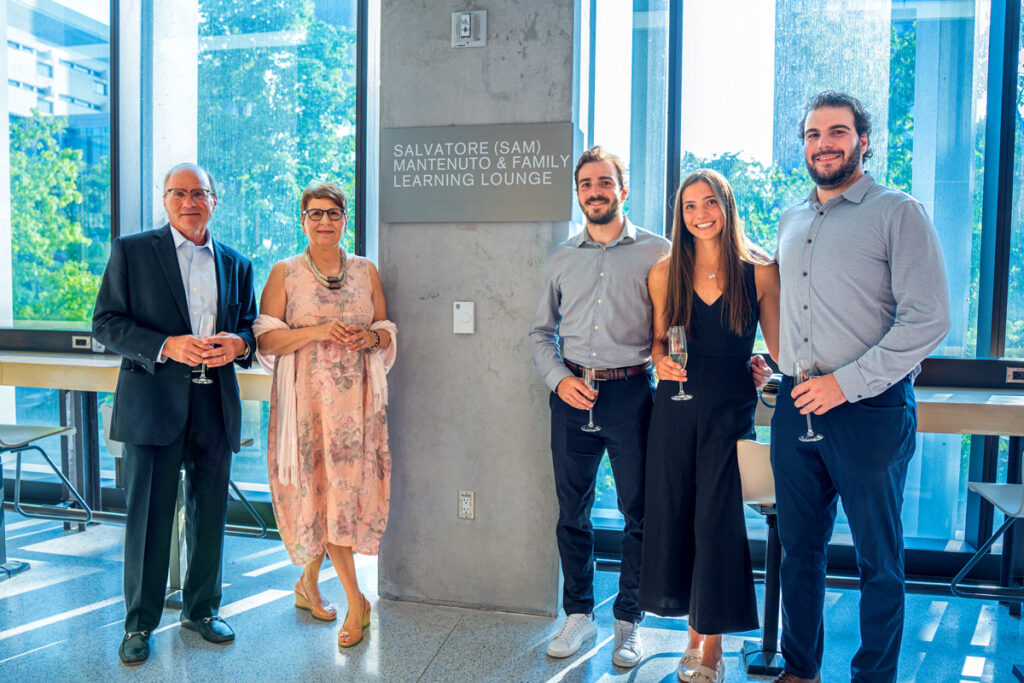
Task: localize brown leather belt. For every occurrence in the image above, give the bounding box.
[564,359,652,381]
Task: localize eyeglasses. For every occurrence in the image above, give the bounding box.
[165,188,215,202]
[302,208,346,222]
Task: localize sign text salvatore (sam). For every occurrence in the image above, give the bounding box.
[380,122,574,223]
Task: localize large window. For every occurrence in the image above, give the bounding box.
[585,1,669,235]
[0,1,111,497]
[192,1,359,494]
[1006,6,1024,358]
[3,0,110,331]
[1,0,368,516]
[585,0,1011,558]
[196,0,358,285]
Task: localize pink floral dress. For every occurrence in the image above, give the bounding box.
[267,254,391,562]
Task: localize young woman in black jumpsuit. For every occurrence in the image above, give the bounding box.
[638,169,780,683]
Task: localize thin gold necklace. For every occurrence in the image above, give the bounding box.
[304,246,347,290]
[696,263,718,279]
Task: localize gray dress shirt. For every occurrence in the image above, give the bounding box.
[529,218,670,392]
[776,173,951,402]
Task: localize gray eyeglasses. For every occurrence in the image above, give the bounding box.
[165,188,215,202]
[302,208,346,222]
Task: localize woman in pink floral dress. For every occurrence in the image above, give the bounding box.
[255,182,395,649]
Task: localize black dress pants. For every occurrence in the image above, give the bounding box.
[550,371,654,623]
[122,379,232,632]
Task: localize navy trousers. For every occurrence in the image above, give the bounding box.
[770,375,915,683]
[549,371,654,623]
[123,379,233,633]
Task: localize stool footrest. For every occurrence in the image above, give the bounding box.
[741,640,784,675]
[11,443,93,525]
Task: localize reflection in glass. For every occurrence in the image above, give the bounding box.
[4,1,111,329]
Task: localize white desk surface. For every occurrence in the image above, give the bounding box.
[3,354,1024,437]
[0,352,272,401]
[754,386,1024,437]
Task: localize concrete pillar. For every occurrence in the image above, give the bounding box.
[376,0,575,615]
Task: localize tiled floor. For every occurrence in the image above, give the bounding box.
[1,512,1022,682]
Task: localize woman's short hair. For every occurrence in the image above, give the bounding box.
[301,182,348,213]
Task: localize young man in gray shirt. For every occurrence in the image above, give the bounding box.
[529,146,668,668]
[770,91,950,683]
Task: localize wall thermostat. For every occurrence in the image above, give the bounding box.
[454,301,475,334]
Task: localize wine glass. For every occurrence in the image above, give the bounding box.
[794,359,823,442]
[193,313,216,385]
[580,367,601,433]
[668,326,692,401]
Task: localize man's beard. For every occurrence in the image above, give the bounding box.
[580,196,621,225]
[806,138,861,188]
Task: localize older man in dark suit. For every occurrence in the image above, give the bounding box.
[93,163,257,665]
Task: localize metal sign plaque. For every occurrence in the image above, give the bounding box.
[380,122,575,223]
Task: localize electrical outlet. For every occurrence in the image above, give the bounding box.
[458,490,474,519]
[1008,367,1024,384]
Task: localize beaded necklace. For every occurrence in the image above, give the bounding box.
[303,246,347,290]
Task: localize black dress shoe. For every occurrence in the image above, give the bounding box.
[179,614,235,643]
[118,631,150,664]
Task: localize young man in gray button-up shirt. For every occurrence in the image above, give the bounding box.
[529,147,669,668]
[770,92,950,683]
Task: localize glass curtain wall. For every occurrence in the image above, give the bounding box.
[2,0,362,500]
[193,0,359,495]
[586,1,669,529]
[2,0,110,484]
[587,0,992,551]
[1007,11,1024,357]
[3,0,110,331]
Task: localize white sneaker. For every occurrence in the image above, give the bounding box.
[690,660,725,683]
[546,613,597,658]
[677,648,702,681]
[611,619,643,668]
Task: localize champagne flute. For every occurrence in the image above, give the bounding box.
[193,313,216,385]
[794,359,823,442]
[580,367,601,433]
[668,326,692,401]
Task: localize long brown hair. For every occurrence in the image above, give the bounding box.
[663,168,770,336]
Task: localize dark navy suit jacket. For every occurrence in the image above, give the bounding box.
[92,224,257,452]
